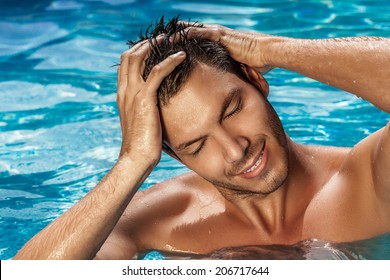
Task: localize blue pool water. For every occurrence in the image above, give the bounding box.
[0,0,389,260]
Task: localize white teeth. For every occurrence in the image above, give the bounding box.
[243,154,263,174]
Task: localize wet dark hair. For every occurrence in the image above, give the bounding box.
[128,15,250,107]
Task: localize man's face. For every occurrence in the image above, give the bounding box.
[161,63,289,197]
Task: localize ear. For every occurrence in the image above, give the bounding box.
[241,64,269,98]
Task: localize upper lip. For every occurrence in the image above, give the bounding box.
[237,142,265,175]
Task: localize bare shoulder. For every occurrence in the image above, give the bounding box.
[130,171,224,217]
[115,172,225,251]
[303,125,390,241]
[341,124,390,208]
[339,125,388,185]
[315,125,389,200]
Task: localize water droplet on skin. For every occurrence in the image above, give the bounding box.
[165,244,175,251]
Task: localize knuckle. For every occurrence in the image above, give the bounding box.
[120,49,139,62]
[121,49,131,57]
[215,25,223,34]
[150,64,162,75]
[120,51,130,63]
[138,96,148,107]
[187,28,197,37]
[134,91,146,103]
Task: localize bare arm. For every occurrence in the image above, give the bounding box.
[13,40,186,260]
[267,36,390,112]
[262,33,390,202]
[184,24,390,112]
[14,157,151,259]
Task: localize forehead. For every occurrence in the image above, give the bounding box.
[160,63,245,144]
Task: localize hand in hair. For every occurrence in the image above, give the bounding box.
[117,38,186,166]
[177,21,277,74]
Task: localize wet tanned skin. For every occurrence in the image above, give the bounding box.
[14,23,390,260]
[103,63,390,257]
[161,63,289,197]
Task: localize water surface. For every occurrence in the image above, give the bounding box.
[0,0,389,259]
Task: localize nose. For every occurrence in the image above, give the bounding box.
[217,128,249,163]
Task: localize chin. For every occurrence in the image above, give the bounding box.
[208,167,288,198]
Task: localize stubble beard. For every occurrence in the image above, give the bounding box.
[206,99,289,198]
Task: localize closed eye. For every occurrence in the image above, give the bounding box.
[190,99,242,157]
[224,98,242,119]
[190,140,206,157]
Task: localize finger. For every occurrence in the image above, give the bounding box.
[116,65,128,133]
[121,39,149,66]
[117,96,125,136]
[171,25,220,44]
[177,20,204,28]
[117,61,122,86]
[128,38,150,53]
[170,21,207,43]
[119,39,150,82]
[185,26,209,39]
[143,51,186,101]
[139,34,166,74]
[117,53,129,117]
[117,41,150,128]
[118,51,129,93]
[126,35,166,86]
[125,42,153,88]
[169,26,202,43]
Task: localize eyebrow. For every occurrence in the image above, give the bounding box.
[174,87,243,152]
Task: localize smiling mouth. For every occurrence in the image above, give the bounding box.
[237,142,267,179]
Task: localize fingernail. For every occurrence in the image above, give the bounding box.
[176,51,186,56]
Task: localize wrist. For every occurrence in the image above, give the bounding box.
[260,36,295,69]
[109,154,157,196]
[117,152,159,174]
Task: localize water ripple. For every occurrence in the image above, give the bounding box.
[0,81,98,112]
[172,3,273,15]
[0,21,68,57]
[29,37,125,72]
[1,0,390,261]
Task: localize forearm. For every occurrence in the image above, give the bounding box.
[14,156,154,259]
[266,36,390,112]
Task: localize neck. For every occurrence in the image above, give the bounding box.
[223,138,324,241]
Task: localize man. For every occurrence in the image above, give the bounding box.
[14,17,390,259]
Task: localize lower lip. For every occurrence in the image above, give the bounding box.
[238,145,268,179]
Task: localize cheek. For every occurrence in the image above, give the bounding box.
[234,99,266,133]
[188,147,225,178]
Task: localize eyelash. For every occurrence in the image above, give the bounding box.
[191,141,205,157]
[190,99,242,158]
[225,99,242,119]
